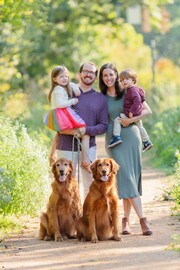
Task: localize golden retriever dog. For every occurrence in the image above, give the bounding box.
[76,158,122,243]
[39,158,82,241]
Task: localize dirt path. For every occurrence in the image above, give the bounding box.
[0,136,179,270]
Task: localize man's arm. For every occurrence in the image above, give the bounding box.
[85,100,108,137]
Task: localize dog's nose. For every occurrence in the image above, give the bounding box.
[60,170,64,175]
[102,169,107,175]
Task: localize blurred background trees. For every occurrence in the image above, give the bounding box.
[1,0,179,117]
[0,0,179,219]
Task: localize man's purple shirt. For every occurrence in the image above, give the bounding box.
[56,88,108,151]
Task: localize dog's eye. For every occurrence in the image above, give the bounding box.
[56,163,60,167]
[98,163,102,167]
[106,163,110,166]
[64,163,68,166]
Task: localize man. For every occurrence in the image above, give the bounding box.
[50,61,108,199]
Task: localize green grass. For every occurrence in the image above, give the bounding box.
[0,214,24,238]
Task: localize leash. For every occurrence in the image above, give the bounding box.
[72,134,92,184]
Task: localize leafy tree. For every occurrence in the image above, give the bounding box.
[0,0,47,28]
[155,0,180,66]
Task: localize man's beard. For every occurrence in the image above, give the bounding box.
[82,77,96,86]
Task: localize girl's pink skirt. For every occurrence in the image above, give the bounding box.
[43,107,86,132]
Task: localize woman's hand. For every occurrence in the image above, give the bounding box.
[120,117,132,127]
[120,101,152,127]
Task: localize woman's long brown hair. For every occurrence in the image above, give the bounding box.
[99,63,124,99]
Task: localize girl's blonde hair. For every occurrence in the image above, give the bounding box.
[120,68,137,84]
[48,65,71,102]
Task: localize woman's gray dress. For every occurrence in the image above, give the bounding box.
[105,95,142,199]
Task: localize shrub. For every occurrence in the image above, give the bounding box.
[150,107,180,170]
[0,116,51,216]
[148,107,180,213]
[170,151,180,214]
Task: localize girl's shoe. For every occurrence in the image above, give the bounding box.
[140,217,153,235]
[122,217,131,235]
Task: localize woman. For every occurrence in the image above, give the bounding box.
[99,63,152,235]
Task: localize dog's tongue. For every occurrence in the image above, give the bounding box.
[101,175,108,181]
[59,175,66,182]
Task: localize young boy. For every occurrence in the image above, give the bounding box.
[108,68,153,152]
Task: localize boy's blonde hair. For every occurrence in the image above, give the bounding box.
[48,65,71,102]
[120,68,137,84]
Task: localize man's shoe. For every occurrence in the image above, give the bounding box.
[142,140,153,152]
[108,135,122,148]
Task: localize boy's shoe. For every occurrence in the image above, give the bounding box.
[142,141,153,152]
[108,136,123,148]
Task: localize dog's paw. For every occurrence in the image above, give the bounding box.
[91,237,98,243]
[114,235,123,241]
[44,236,52,241]
[55,235,63,242]
[80,237,86,242]
[62,235,68,240]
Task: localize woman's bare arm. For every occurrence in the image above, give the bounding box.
[120,102,152,127]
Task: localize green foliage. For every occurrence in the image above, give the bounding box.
[169,151,180,214]
[154,0,180,66]
[0,0,47,28]
[150,107,180,170]
[148,107,180,214]
[0,214,23,237]
[0,116,51,216]
[0,169,13,210]
[166,234,180,252]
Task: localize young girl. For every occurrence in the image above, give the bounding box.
[44,65,91,171]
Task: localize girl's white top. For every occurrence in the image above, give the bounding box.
[51,83,80,109]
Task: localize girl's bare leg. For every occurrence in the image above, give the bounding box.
[81,135,90,165]
[76,127,91,171]
[49,133,58,165]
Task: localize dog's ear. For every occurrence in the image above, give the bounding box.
[110,159,120,174]
[68,160,73,175]
[52,161,57,176]
[90,160,97,177]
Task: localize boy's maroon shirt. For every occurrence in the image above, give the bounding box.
[123,86,146,117]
